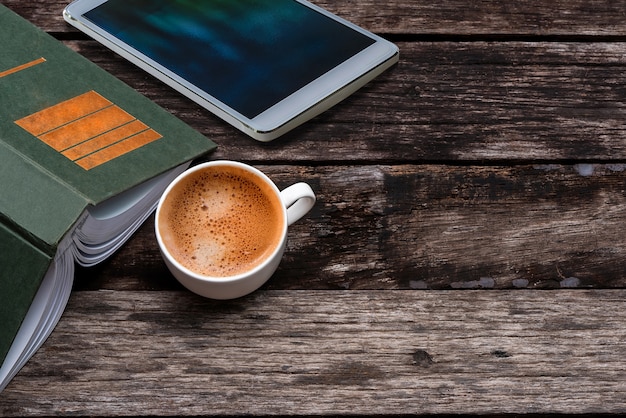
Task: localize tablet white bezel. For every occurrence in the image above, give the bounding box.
[64,0,399,141]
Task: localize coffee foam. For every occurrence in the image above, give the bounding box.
[159,165,284,277]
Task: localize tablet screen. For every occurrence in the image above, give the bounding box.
[83,0,375,119]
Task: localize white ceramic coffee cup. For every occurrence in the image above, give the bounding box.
[155,160,315,299]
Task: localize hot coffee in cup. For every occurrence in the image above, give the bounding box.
[158,163,284,277]
[155,161,315,299]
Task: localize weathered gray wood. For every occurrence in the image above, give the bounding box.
[61,39,626,162]
[7,1,626,162]
[74,164,626,291]
[1,290,625,415]
[7,0,626,36]
[3,1,626,415]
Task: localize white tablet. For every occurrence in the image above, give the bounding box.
[63,0,399,141]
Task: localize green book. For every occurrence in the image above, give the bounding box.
[0,4,216,391]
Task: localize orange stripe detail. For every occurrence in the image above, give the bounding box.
[75,129,162,170]
[15,90,163,170]
[15,91,112,136]
[62,120,150,161]
[38,106,135,151]
[0,57,46,79]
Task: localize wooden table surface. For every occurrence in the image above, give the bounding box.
[2,0,626,415]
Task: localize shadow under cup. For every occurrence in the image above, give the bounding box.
[155,161,315,299]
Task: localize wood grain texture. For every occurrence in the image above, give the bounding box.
[3,0,626,415]
[1,290,625,416]
[59,39,626,163]
[73,164,626,291]
[6,0,626,36]
[8,1,626,162]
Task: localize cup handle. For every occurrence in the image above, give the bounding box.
[280,183,316,226]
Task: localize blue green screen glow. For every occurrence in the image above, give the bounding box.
[84,0,375,118]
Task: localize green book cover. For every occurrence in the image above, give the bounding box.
[0,4,216,387]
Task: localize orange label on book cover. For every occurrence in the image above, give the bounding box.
[0,57,46,79]
[15,91,162,170]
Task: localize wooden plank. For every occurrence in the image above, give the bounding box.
[5,3,626,162]
[1,289,625,415]
[73,164,626,291]
[6,0,626,36]
[60,40,626,162]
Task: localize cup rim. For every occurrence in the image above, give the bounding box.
[155,160,288,284]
